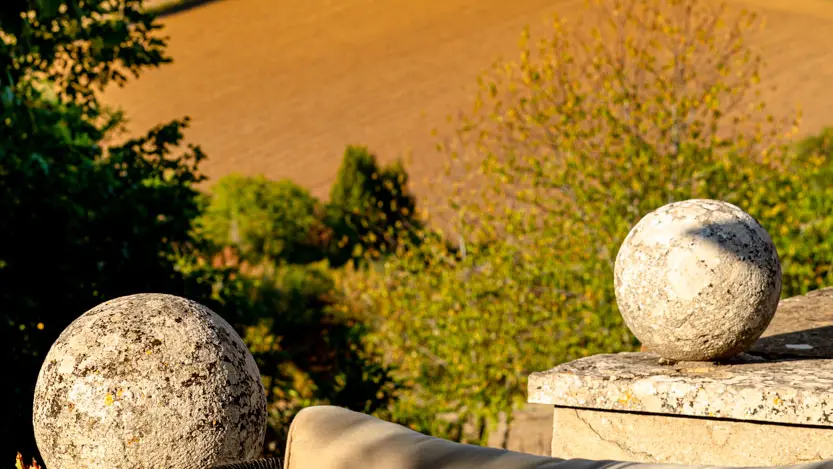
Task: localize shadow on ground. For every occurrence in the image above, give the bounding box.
[148,0,224,17]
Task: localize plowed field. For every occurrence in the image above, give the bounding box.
[109,0,833,198]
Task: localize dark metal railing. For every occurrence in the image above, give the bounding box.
[210,457,283,469]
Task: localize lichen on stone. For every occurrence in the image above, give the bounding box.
[614,199,782,361]
[32,293,267,469]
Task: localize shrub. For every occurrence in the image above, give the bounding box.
[326,145,420,265]
[175,256,398,456]
[197,146,422,270]
[764,128,833,295]
[195,175,330,265]
[181,146,427,452]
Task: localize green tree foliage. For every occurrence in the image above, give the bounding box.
[195,175,329,265]
[1,0,205,458]
[343,0,833,445]
[195,146,421,269]
[769,127,833,294]
[1,0,398,461]
[0,0,168,116]
[176,256,398,456]
[187,147,426,452]
[327,145,420,265]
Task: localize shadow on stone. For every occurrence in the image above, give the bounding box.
[750,325,833,360]
[683,219,778,274]
[748,287,833,360]
[615,199,781,362]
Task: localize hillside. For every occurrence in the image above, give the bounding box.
[105,0,833,199]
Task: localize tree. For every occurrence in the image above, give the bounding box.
[2,1,406,462]
[1,0,206,459]
[195,175,330,265]
[195,145,423,270]
[344,0,831,446]
[326,145,419,266]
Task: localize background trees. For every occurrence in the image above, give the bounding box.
[1,0,206,457]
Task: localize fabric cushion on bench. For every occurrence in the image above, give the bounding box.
[282,406,833,469]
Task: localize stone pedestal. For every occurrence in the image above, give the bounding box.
[528,287,833,466]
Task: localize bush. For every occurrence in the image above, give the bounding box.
[182,145,427,453]
[175,256,398,456]
[326,145,420,265]
[196,146,421,269]
[185,146,428,451]
[764,128,833,295]
[195,175,330,265]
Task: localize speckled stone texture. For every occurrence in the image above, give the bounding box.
[550,407,833,465]
[615,199,782,361]
[528,287,833,427]
[32,294,267,469]
[529,351,833,426]
[528,287,833,465]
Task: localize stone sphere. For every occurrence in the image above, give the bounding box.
[614,199,781,361]
[33,294,267,469]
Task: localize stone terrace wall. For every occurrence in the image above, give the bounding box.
[486,404,552,456]
[528,287,833,465]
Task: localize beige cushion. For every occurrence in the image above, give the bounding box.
[283,406,833,469]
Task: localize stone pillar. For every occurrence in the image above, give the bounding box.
[528,287,833,466]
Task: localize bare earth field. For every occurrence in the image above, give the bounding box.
[109,0,833,200]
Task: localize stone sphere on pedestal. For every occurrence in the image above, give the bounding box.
[614,199,782,361]
[32,294,267,469]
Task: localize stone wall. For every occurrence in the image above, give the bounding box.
[486,404,552,456]
[527,287,833,466]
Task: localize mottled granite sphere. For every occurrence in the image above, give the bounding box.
[33,294,267,469]
[614,199,782,361]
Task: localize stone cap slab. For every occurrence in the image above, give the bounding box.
[528,287,833,427]
[750,287,833,359]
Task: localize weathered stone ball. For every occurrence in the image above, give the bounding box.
[33,294,267,469]
[614,199,781,361]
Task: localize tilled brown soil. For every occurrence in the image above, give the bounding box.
[108,0,833,201]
